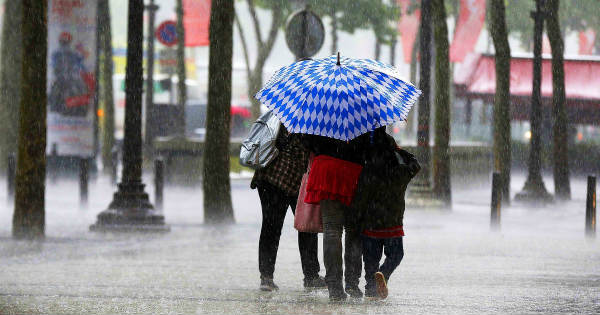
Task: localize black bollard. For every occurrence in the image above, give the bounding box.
[491,172,502,230]
[79,158,89,207]
[586,176,596,238]
[155,158,164,210]
[7,153,15,202]
[111,146,118,184]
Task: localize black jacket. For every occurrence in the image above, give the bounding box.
[301,133,371,165]
[350,130,420,231]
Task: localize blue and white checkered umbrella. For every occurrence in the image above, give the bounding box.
[255,54,422,141]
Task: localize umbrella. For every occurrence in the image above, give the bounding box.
[255,54,421,141]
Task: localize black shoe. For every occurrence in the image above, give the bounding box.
[329,290,348,302]
[304,276,327,289]
[260,276,279,292]
[345,285,363,298]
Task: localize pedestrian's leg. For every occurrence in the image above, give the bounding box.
[290,200,322,286]
[379,237,404,282]
[258,185,289,287]
[320,199,346,300]
[344,224,363,297]
[361,235,383,297]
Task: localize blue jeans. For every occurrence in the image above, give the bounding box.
[361,235,404,294]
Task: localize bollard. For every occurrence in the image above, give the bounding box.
[111,146,118,184]
[491,172,502,230]
[7,153,15,202]
[586,176,596,238]
[79,158,89,207]
[155,158,164,210]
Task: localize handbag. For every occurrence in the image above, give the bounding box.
[294,155,323,233]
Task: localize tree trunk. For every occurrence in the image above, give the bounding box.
[374,37,382,60]
[176,0,187,136]
[390,39,397,66]
[489,0,512,204]
[407,29,420,139]
[415,0,432,186]
[99,0,115,174]
[546,0,570,200]
[330,6,338,55]
[432,0,451,205]
[13,0,47,239]
[0,0,22,174]
[203,0,235,224]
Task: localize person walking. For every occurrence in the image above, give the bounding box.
[351,128,420,299]
[251,127,325,291]
[302,133,370,300]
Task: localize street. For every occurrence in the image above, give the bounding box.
[0,174,598,314]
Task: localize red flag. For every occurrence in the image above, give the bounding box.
[450,0,486,63]
[183,0,211,47]
[579,29,596,55]
[397,0,421,63]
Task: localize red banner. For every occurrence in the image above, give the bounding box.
[183,0,211,47]
[397,0,420,63]
[579,29,596,55]
[449,0,486,63]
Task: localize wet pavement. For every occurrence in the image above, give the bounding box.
[0,173,599,314]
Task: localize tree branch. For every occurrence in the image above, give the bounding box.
[256,2,282,69]
[246,0,263,47]
[234,10,251,81]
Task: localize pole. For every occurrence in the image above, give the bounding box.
[79,158,89,207]
[144,0,159,153]
[586,176,596,238]
[516,0,551,203]
[155,158,164,210]
[491,172,502,230]
[91,0,168,232]
[7,152,15,203]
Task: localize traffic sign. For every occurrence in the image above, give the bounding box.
[155,20,178,47]
[285,8,324,59]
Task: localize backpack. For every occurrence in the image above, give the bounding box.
[239,110,281,169]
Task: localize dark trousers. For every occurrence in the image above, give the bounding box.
[362,235,404,293]
[258,183,320,279]
[320,199,362,292]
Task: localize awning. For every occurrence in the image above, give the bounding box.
[454,53,600,125]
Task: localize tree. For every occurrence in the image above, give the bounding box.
[489,0,511,204]
[546,0,570,200]
[432,0,451,205]
[175,0,187,136]
[203,0,235,224]
[235,0,286,119]
[99,0,115,174]
[13,0,47,239]
[0,0,22,174]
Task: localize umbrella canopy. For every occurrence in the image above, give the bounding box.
[255,54,421,141]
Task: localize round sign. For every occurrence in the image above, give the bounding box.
[285,9,324,59]
[155,21,178,47]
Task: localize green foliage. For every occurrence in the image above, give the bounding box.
[505,0,600,49]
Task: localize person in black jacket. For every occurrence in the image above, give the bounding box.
[251,127,326,291]
[351,127,420,299]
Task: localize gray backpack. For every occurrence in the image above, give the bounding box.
[239,110,281,169]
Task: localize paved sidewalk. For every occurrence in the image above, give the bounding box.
[0,175,599,314]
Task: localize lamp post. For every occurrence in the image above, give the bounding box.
[144,0,159,153]
[515,0,553,204]
[91,0,168,232]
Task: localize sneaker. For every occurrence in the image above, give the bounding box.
[374,272,388,299]
[260,276,279,292]
[303,276,327,289]
[345,285,363,298]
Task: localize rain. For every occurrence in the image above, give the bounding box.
[0,0,599,314]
